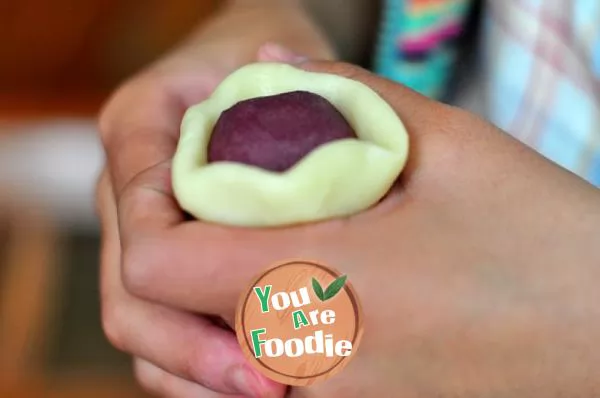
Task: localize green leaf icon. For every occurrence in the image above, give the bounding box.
[312,277,325,301]
[313,275,348,302]
[323,275,347,301]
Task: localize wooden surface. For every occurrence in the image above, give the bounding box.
[0,199,145,396]
[0,377,149,398]
[0,199,61,385]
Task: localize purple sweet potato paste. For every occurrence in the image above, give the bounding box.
[207,90,357,172]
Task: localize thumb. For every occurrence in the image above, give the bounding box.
[294,59,444,137]
[256,53,451,155]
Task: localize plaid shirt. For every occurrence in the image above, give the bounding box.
[374,0,600,187]
[484,0,600,186]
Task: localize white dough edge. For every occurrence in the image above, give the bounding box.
[171,62,409,227]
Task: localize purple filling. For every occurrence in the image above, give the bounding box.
[207,90,357,172]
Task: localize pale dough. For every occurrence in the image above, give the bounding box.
[172,62,409,227]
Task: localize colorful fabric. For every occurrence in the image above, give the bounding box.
[374,0,473,99]
[374,0,600,187]
[482,0,600,187]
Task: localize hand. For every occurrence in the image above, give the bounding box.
[111,58,600,397]
[95,2,334,396]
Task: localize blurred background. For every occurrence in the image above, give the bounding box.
[0,0,482,396]
[0,1,219,396]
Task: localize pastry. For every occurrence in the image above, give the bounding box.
[172,63,409,227]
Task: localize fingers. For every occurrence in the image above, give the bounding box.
[116,57,453,317]
[98,75,189,251]
[121,220,340,316]
[97,168,286,398]
[99,75,181,196]
[134,358,249,398]
[116,162,183,246]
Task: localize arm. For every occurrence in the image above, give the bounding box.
[113,58,600,397]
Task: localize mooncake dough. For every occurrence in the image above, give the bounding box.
[172,62,409,227]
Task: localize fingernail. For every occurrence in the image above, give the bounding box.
[227,365,263,398]
[259,42,308,64]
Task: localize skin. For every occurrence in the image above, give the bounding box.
[97,1,600,397]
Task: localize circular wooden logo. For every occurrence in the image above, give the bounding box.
[235,259,363,386]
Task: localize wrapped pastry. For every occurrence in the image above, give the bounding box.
[172,63,409,227]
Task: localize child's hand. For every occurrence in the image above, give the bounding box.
[96,3,333,397]
[105,59,600,397]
